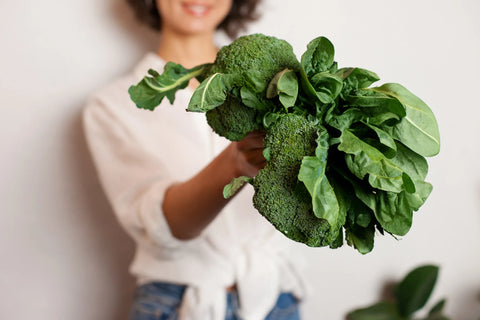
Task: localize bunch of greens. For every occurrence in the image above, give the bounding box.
[128,33,440,253]
[346,265,450,320]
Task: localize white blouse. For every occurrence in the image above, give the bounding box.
[83,53,306,320]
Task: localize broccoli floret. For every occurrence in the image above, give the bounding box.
[205,94,262,141]
[204,34,300,140]
[210,33,301,85]
[252,113,331,247]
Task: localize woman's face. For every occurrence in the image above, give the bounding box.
[156,0,233,36]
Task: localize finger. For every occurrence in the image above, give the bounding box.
[242,150,266,165]
[237,136,265,151]
[247,129,267,137]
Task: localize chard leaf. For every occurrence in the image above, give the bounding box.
[266,69,299,110]
[298,128,341,236]
[301,36,335,78]
[223,176,253,199]
[129,62,206,110]
[373,83,440,157]
[188,73,229,112]
[339,130,410,193]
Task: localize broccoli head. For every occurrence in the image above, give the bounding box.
[205,94,262,141]
[209,33,301,86]
[204,33,301,141]
[252,113,331,247]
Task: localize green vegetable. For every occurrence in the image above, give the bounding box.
[128,33,440,253]
[252,113,332,247]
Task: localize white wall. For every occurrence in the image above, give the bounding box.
[1,0,479,319]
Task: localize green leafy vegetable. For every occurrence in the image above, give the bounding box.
[188,73,229,112]
[266,69,299,110]
[129,33,440,253]
[373,83,441,157]
[298,127,342,240]
[129,63,205,110]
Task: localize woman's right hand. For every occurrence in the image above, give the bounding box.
[162,130,267,240]
[230,130,267,178]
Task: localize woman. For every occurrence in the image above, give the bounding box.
[83,1,305,319]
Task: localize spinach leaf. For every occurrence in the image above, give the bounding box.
[374,181,431,236]
[299,67,319,100]
[326,108,364,132]
[242,68,269,93]
[374,190,414,236]
[298,128,341,236]
[240,86,276,112]
[338,67,380,94]
[309,72,343,104]
[373,83,440,157]
[338,130,411,193]
[301,36,335,77]
[345,89,406,125]
[334,174,375,254]
[345,224,375,255]
[129,62,206,110]
[266,69,299,110]
[389,142,428,181]
[362,122,398,158]
[404,180,433,211]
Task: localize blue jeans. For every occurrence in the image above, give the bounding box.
[128,282,301,320]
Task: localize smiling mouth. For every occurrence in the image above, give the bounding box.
[182,3,211,17]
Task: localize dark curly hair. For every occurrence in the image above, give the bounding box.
[125,0,262,39]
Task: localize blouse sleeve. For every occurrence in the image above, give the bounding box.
[82,80,203,258]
